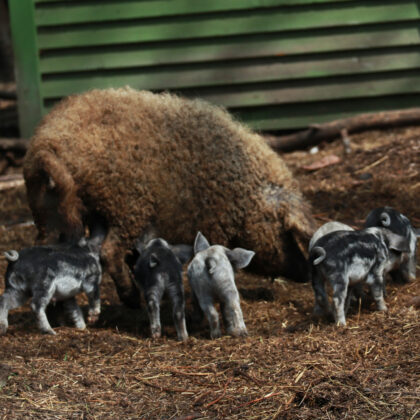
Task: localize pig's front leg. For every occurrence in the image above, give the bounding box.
[62,297,86,330]
[86,282,101,325]
[369,273,387,312]
[220,291,247,338]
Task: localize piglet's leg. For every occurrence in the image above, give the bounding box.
[220,291,248,338]
[0,289,28,335]
[86,283,101,325]
[144,287,164,339]
[331,275,348,326]
[62,297,86,330]
[199,297,221,339]
[311,271,331,319]
[31,295,56,335]
[368,273,387,312]
[101,233,140,308]
[167,281,188,341]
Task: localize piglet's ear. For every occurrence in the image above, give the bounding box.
[194,232,210,254]
[171,244,193,265]
[205,257,217,274]
[387,232,410,253]
[225,248,255,270]
[149,253,159,268]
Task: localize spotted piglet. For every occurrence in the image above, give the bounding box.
[133,238,191,341]
[364,207,420,283]
[187,232,254,339]
[0,224,105,335]
[309,227,409,326]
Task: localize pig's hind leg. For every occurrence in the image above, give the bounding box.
[0,289,28,334]
[167,280,188,341]
[31,293,56,335]
[144,286,164,339]
[331,274,349,326]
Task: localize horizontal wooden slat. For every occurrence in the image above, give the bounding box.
[234,94,420,130]
[34,0,354,26]
[191,71,420,108]
[41,50,420,99]
[39,24,420,74]
[36,3,420,50]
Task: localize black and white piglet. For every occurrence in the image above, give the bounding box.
[364,207,420,283]
[133,238,191,341]
[187,232,254,339]
[0,225,105,335]
[310,227,409,326]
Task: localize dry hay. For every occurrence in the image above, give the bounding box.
[0,126,419,419]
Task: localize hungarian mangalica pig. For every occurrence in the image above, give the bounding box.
[133,238,191,341]
[364,207,420,283]
[23,87,315,307]
[187,232,254,338]
[309,227,409,326]
[0,225,105,335]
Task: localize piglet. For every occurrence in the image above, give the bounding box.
[364,207,420,283]
[187,232,254,339]
[0,224,105,335]
[133,238,191,341]
[310,227,409,326]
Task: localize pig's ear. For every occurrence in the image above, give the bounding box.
[380,212,391,227]
[194,232,210,254]
[171,244,193,265]
[149,253,159,268]
[205,257,217,274]
[225,248,255,270]
[387,232,410,253]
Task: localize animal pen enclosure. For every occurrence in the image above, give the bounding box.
[8,0,420,137]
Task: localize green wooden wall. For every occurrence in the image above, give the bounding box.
[9,0,420,138]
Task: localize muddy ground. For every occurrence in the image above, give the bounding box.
[0,127,418,419]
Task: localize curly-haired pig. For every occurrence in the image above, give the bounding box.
[364,207,420,283]
[133,238,192,341]
[23,88,315,308]
[187,232,254,338]
[0,224,105,335]
[309,227,409,326]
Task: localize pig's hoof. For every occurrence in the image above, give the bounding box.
[42,328,57,335]
[75,323,86,330]
[151,331,161,339]
[87,314,99,325]
[178,334,189,342]
[0,323,7,335]
[210,329,221,339]
[228,328,248,338]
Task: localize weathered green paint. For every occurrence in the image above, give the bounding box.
[41,50,420,99]
[36,3,419,50]
[9,0,420,136]
[8,0,43,138]
[39,24,420,74]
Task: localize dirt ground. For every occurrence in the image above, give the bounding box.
[0,127,418,419]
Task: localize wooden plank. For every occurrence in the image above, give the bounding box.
[36,3,420,49]
[8,0,44,138]
[39,24,420,74]
[34,0,355,26]
[234,95,420,130]
[40,50,420,99]
[191,72,420,108]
